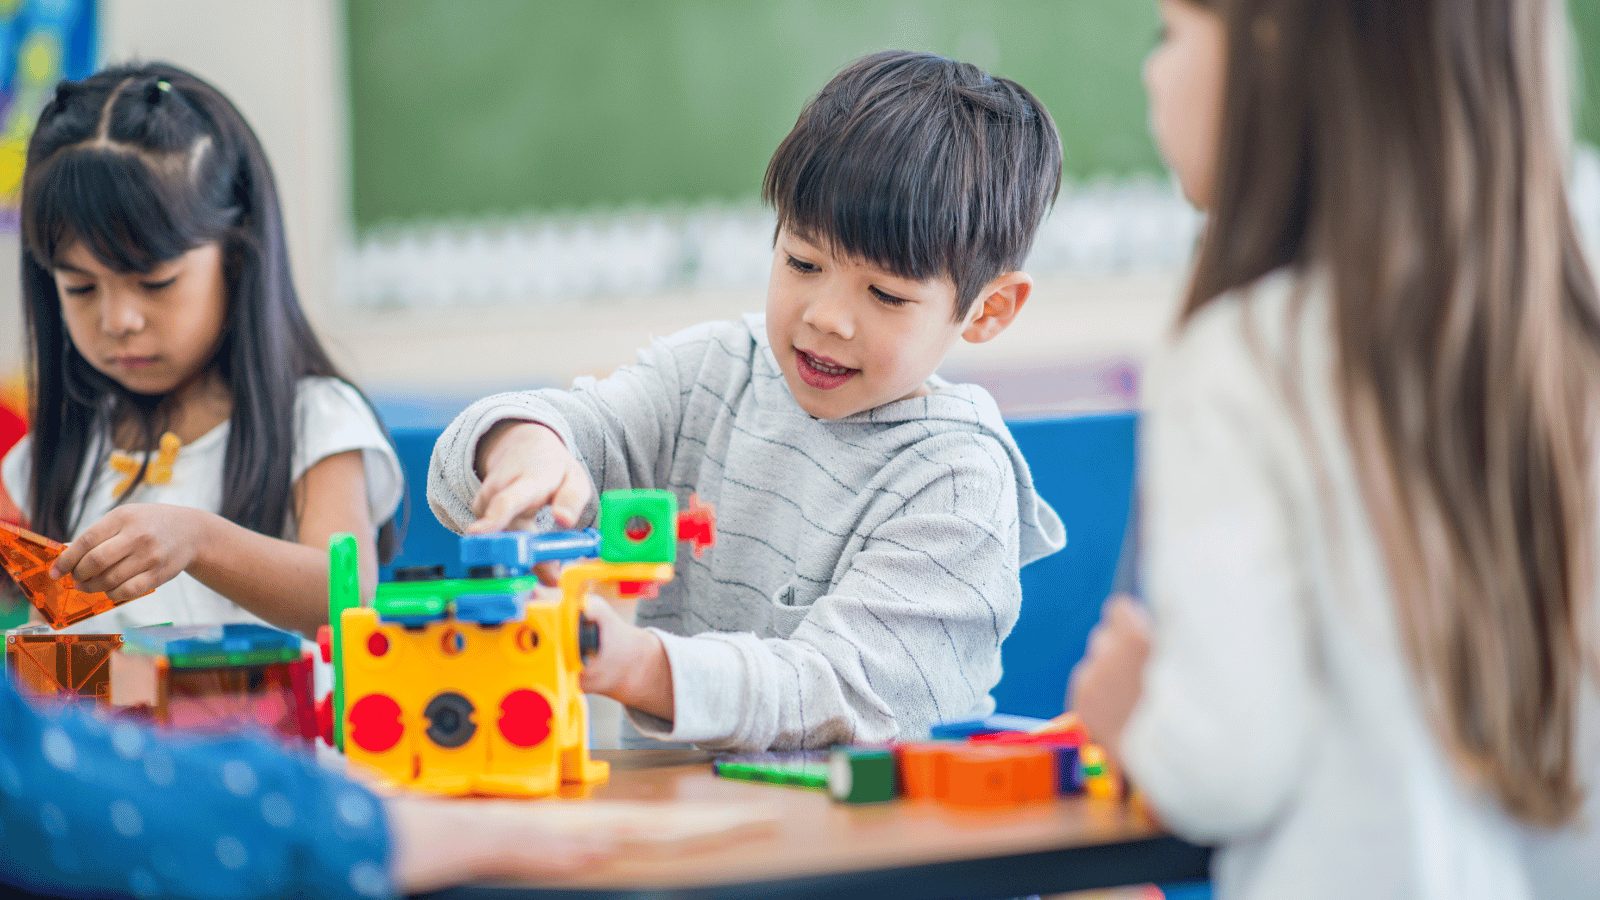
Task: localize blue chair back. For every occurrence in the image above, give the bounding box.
[384,413,1140,719]
[994,412,1138,718]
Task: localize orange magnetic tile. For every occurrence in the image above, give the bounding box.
[0,521,148,629]
[5,631,124,702]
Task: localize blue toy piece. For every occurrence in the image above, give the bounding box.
[928,713,1053,740]
[121,623,304,669]
[459,529,603,578]
[452,592,522,626]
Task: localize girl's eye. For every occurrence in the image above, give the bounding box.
[785,254,819,275]
[870,286,911,307]
[140,276,178,292]
[61,284,95,297]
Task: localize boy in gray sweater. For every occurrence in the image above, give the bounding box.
[428,51,1066,751]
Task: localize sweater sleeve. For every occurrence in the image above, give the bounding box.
[0,678,393,900]
[628,433,1024,750]
[427,325,719,533]
[1118,302,1321,842]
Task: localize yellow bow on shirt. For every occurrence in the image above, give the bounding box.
[109,432,182,499]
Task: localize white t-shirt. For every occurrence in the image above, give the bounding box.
[1,377,403,633]
[1121,270,1600,899]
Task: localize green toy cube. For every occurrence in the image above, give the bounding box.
[828,747,897,804]
[598,490,678,564]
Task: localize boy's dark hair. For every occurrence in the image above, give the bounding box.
[19,62,400,561]
[763,50,1062,319]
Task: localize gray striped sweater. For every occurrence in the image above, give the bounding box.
[427,314,1065,751]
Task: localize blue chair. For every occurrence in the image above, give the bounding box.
[994,412,1139,719]
[384,426,466,579]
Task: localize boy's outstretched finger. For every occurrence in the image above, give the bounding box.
[469,476,553,535]
[547,461,593,528]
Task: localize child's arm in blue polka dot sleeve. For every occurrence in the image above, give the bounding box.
[0,679,393,900]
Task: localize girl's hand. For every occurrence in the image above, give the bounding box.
[389,794,614,893]
[577,596,675,722]
[1068,594,1153,760]
[51,504,209,601]
[470,421,594,538]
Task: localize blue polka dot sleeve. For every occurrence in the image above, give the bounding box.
[0,679,394,899]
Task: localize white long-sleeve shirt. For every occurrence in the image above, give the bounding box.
[427,314,1065,751]
[1123,270,1600,899]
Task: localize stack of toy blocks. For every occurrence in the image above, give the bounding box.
[109,623,317,745]
[322,488,714,797]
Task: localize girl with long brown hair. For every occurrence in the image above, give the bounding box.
[1069,1,1600,895]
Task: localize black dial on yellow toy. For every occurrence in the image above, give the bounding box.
[424,691,477,748]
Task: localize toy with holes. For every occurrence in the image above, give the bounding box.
[108,623,318,745]
[0,521,154,629]
[319,488,715,797]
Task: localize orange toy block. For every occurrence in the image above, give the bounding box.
[897,743,955,800]
[939,745,1057,809]
[5,628,123,702]
[0,522,150,628]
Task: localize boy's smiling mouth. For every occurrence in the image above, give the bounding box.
[795,348,859,390]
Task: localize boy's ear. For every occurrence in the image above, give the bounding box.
[961,272,1033,345]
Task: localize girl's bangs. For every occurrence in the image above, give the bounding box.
[22,148,206,274]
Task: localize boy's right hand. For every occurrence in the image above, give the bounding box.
[470,421,594,535]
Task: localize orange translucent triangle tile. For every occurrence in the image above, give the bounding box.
[0,522,148,629]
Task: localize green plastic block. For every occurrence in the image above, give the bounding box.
[328,533,363,752]
[828,747,897,804]
[598,489,677,564]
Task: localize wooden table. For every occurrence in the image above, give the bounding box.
[427,750,1211,900]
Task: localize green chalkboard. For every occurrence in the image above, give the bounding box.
[344,0,1162,230]
[345,1,1600,232]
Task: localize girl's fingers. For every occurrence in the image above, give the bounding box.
[66,533,135,586]
[74,544,147,594]
[51,521,118,577]
[107,570,160,602]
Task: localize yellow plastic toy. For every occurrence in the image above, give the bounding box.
[317,489,714,798]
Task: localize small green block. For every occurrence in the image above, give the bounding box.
[598,490,677,564]
[828,747,897,804]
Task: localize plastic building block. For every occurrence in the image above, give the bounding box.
[453,592,522,626]
[940,745,1056,808]
[676,495,717,557]
[970,728,1084,748]
[5,627,123,702]
[828,747,897,804]
[928,713,1052,740]
[598,490,678,564]
[322,488,715,798]
[121,624,302,669]
[0,521,151,629]
[1054,745,1084,794]
[1080,743,1122,800]
[713,752,830,791]
[897,743,955,800]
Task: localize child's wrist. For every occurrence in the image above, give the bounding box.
[474,419,555,478]
[615,627,675,721]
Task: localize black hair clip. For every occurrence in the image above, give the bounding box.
[145,79,171,104]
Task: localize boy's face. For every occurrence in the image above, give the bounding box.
[765,227,975,420]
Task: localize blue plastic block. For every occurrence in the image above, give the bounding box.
[453,592,522,626]
[1055,745,1083,794]
[123,624,303,669]
[928,713,1052,740]
[525,528,601,565]
[460,533,530,576]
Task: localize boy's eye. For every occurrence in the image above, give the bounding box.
[785,254,819,275]
[869,286,911,307]
[140,275,178,292]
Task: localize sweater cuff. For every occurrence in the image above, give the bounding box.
[624,629,748,746]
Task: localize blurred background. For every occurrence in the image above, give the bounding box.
[1,0,1598,427]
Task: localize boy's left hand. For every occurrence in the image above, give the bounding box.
[52,503,208,601]
[1068,594,1153,760]
[577,596,675,722]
